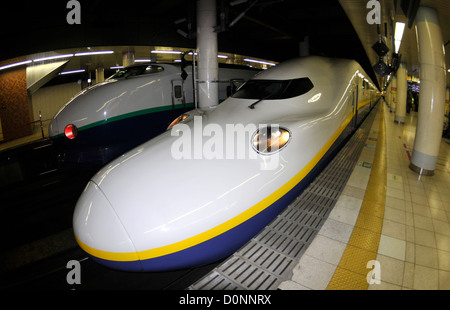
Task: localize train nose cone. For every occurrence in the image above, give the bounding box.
[73,181,142,271]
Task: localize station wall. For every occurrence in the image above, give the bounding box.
[0,65,33,141]
[31,82,81,125]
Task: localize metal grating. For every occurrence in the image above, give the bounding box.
[189,106,378,290]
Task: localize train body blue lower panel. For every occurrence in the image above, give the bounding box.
[51,107,192,169]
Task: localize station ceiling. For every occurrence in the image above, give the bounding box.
[1,0,449,88]
[340,0,450,87]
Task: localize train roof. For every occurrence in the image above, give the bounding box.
[251,56,377,91]
[122,61,261,71]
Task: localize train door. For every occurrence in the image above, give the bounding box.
[171,79,185,113]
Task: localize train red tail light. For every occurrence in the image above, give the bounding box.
[65,124,78,139]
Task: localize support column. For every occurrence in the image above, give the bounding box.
[395,63,407,123]
[123,49,135,68]
[95,67,104,84]
[197,0,219,110]
[445,87,449,116]
[386,78,392,108]
[410,6,447,175]
[299,36,310,57]
[390,76,397,113]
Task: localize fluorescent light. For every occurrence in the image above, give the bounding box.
[244,58,276,66]
[75,51,114,56]
[135,59,152,62]
[33,54,74,62]
[0,60,32,71]
[394,22,405,53]
[151,50,183,54]
[110,66,123,69]
[59,69,85,75]
[217,55,228,58]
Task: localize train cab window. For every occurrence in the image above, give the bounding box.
[109,65,164,79]
[143,65,165,75]
[174,85,183,98]
[232,78,314,100]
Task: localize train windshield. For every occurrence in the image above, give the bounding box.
[108,65,165,79]
[232,78,314,100]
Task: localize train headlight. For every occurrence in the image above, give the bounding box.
[64,124,78,139]
[167,113,189,130]
[252,126,291,154]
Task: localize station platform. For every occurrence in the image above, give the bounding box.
[0,121,50,153]
[191,101,450,290]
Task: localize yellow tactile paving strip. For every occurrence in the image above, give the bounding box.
[327,103,387,290]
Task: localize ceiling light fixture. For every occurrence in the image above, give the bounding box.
[59,69,86,75]
[33,54,74,62]
[151,50,183,54]
[244,58,276,66]
[75,51,114,56]
[0,60,32,71]
[394,22,406,53]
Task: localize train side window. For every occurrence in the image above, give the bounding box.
[279,78,314,99]
[108,65,164,79]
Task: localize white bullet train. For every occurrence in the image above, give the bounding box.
[73,56,380,272]
[48,62,257,167]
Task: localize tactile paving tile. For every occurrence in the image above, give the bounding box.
[354,211,383,233]
[327,103,387,289]
[326,267,368,290]
[189,105,379,290]
[336,245,377,276]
